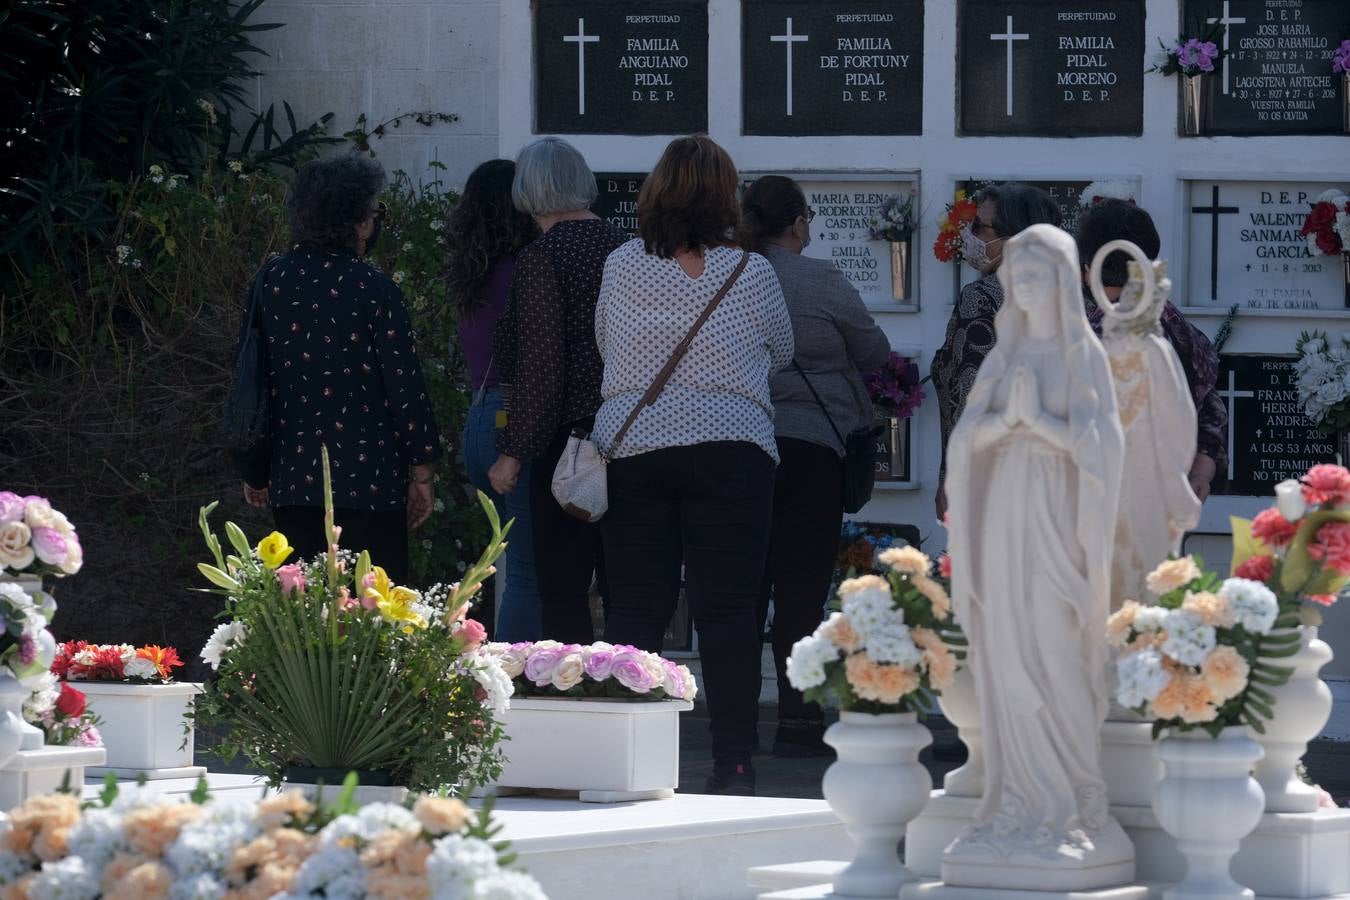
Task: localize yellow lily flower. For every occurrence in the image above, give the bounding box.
[363,566,426,630]
[256,531,294,569]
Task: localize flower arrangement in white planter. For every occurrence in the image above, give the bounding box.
[0,775,546,898]
[472,641,697,802]
[786,545,962,898]
[1108,555,1289,899]
[48,641,199,778]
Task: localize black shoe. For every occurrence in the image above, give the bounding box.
[704,762,756,796]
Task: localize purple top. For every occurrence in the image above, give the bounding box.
[457,255,516,392]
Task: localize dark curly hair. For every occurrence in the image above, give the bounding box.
[445,159,537,316]
[287,155,386,252]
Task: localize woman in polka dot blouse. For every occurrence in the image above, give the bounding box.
[594,135,794,796]
[234,156,442,582]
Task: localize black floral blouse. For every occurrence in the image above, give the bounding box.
[494,219,628,460]
[237,245,442,510]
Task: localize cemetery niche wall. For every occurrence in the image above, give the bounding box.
[534,0,709,134]
[957,0,1146,136]
[1180,0,1350,136]
[741,0,924,136]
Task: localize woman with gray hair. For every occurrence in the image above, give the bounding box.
[233,154,441,582]
[487,137,626,643]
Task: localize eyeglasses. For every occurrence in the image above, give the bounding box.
[804,207,816,222]
[372,201,388,221]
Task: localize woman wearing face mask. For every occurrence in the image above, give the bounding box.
[741,175,890,757]
[234,154,442,583]
[930,182,1061,520]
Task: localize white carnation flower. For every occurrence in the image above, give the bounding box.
[1160,610,1217,667]
[863,623,922,667]
[124,656,160,680]
[28,856,99,900]
[0,850,32,885]
[65,807,127,870]
[1220,578,1280,635]
[470,870,549,899]
[200,621,247,670]
[1133,606,1169,633]
[290,846,366,899]
[427,834,500,897]
[470,656,514,717]
[169,873,227,900]
[166,801,260,877]
[1115,649,1170,709]
[785,634,839,691]
[839,582,893,640]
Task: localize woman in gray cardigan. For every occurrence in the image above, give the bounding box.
[743,175,891,756]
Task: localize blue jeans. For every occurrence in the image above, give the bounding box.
[462,388,542,641]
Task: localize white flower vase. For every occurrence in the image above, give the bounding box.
[1252,626,1333,812]
[0,674,27,771]
[1152,727,1265,900]
[823,711,932,897]
[0,574,46,750]
[936,661,982,797]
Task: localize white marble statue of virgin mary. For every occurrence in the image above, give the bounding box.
[1090,245,1202,613]
[943,224,1134,890]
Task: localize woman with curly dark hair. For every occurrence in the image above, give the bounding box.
[447,159,540,640]
[234,154,441,583]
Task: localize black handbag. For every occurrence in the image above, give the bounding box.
[793,362,880,514]
[222,261,275,458]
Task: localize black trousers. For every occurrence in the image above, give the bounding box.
[602,441,775,766]
[758,438,844,732]
[530,424,605,644]
[272,505,409,584]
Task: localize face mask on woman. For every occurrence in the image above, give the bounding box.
[364,217,382,254]
[961,228,1003,272]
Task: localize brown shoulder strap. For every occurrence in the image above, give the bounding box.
[608,250,750,456]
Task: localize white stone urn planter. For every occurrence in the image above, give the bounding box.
[76,681,204,779]
[0,674,28,771]
[935,661,982,797]
[822,711,932,898]
[493,698,693,802]
[1251,626,1334,812]
[1152,726,1265,900]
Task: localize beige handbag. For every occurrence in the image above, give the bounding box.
[551,251,750,522]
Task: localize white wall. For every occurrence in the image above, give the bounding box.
[255,0,1350,699]
[249,0,501,188]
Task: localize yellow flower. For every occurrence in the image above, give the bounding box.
[364,566,426,630]
[256,531,294,569]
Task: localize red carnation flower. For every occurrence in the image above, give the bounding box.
[1251,507,1297,548]
[938,553,953,579]
[1235,554,1275,583]
[1303,202,1336,234]
[56,683,86,718]
[1306,593,1338,607]
[1301,464,1350,506]
[1316,230,1342,255]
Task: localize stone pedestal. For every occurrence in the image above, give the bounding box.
[0,745,106,810]
[899,884,1150,900]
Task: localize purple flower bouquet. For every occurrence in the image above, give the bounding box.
[1333,39,1350,74]
[864,352,925,419]
[480,641,698,702]
[1151,24,1225,78]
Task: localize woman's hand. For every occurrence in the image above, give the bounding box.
[1188,453,1216,502]
[243,482,269,509]
[407,464,435,530]
[488,454,522,496]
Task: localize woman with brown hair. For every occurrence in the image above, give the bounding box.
[742,175,890,757]
[595,135,794,795]
[447,158,539,640]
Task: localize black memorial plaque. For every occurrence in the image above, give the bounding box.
[1215,354,1336,496]
[742,0,924,135]
[535,0,708,135]
[591,172,645,235]
[958,0,1145,135]
[1182,0,1350,136]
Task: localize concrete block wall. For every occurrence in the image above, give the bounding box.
[249,0,502,188]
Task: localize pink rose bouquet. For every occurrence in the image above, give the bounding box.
[479,641,698,701]
[1109,554,1290,737]
[0,492,83,577]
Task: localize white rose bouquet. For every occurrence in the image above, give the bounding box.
[1293,330,1350,431]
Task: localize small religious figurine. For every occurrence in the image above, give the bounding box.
[1090,242,1202,614]
[943,225,1136,891]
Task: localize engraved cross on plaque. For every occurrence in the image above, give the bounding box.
[770,17,809,116]
[563,18,600,115]
[1217,368,1254,480]
[1190,184,1239,302]
[990,16,1030,117]
[1207,1,1247,96]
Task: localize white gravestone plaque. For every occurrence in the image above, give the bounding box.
[797,177,919,310]
[1186,180,1347,311]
